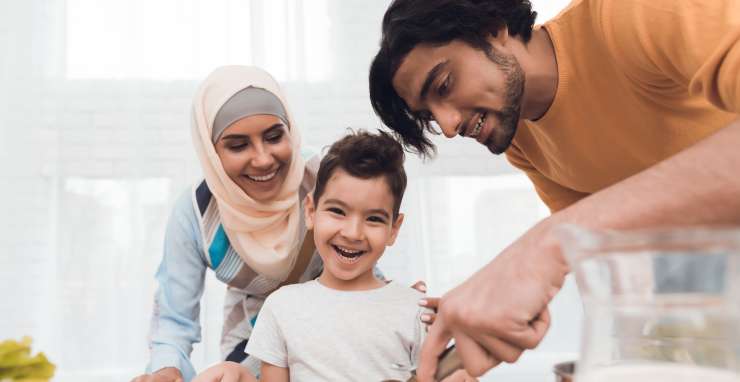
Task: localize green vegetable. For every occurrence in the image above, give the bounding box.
[0,337,55,381]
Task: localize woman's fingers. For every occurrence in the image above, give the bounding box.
[420,312,436,326]
[419,296,440,326]
[419,296,440,310]
[411,280,428,293]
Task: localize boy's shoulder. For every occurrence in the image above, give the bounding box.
[375,281,426,310]
[264,279,320,305]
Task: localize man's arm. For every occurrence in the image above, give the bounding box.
[559,118,740,229]
[260,362,290,382]
[418,119,740,381]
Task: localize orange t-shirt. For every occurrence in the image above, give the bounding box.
[506,0,740,212]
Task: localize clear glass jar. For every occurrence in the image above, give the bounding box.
[557,225,740,381]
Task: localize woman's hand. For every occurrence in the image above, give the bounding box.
[130,367,183,382]
[192,361,256,382]
[419,296,439,326]
[412,281,440,327]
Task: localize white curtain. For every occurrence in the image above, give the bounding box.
[0,1,578,381]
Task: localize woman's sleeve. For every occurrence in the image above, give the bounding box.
[146,191,208,382]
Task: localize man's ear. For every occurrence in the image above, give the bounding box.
[488,25,510,51]
[304,194,316,229]
[387,213,405,246]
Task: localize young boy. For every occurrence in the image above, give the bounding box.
[194,130,429,382]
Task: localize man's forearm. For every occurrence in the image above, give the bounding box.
[556,118,740,230]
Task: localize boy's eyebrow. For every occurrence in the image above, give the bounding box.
[368,209,391,219]
[323,199,392,219]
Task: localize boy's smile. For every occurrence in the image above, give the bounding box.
[305,168,404,291]
[332,244,366,263]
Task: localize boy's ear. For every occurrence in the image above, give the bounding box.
[387,213,405,246]
[304,194,316,229]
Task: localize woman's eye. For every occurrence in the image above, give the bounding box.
[228,142,248,151]
[265,132,284,143]
[327,207,345,216]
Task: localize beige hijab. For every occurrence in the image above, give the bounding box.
[191,66,305,281]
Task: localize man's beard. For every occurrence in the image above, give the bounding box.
[482,49,525,155]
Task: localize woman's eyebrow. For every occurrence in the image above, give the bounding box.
[221,134,250,140]
[263,123,285,134]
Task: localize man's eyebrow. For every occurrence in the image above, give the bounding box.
[419,60,449,103]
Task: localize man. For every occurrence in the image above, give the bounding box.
[368,0,740,380]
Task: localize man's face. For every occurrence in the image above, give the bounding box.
[392,39,524,154]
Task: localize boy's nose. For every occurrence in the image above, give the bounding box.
[340,218,365,241]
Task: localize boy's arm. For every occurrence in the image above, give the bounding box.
[260,362,290,382]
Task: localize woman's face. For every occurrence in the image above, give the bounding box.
[214,114,293,202]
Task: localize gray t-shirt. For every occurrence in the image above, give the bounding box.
[245,280,428,381]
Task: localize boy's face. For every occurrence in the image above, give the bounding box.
[305,168,403,290]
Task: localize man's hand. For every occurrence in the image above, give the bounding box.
[416,219,568,380]
[130,367,183,382]
[440,369,479,381]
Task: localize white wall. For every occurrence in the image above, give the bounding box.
[0,1,577,380]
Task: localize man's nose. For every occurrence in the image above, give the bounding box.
[429,103,462,138]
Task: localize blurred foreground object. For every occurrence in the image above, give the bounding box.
[0,337,55,382]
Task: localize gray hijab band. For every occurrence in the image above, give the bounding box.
[212,86,289,143]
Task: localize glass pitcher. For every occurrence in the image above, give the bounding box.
[557,224,740,382]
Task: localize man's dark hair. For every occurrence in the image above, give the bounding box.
[313,129,407,219]
[369,0,537,157]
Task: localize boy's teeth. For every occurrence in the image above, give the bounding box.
[333,245,364,258]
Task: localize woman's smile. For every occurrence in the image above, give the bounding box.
[244,166,281,182]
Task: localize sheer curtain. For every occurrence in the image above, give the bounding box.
[0,1,576,381]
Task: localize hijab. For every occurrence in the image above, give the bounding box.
[191,65,305,281]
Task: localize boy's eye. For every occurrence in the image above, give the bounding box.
[327,207,345,216]
[367,215,387,224]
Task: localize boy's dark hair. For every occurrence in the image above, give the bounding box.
[312,129,407,219]
[369,0,537,157]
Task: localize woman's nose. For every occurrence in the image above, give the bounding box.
[430,103,462,138]
[250,143,275,168]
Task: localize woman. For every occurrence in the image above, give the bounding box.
[131,66,323,382]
